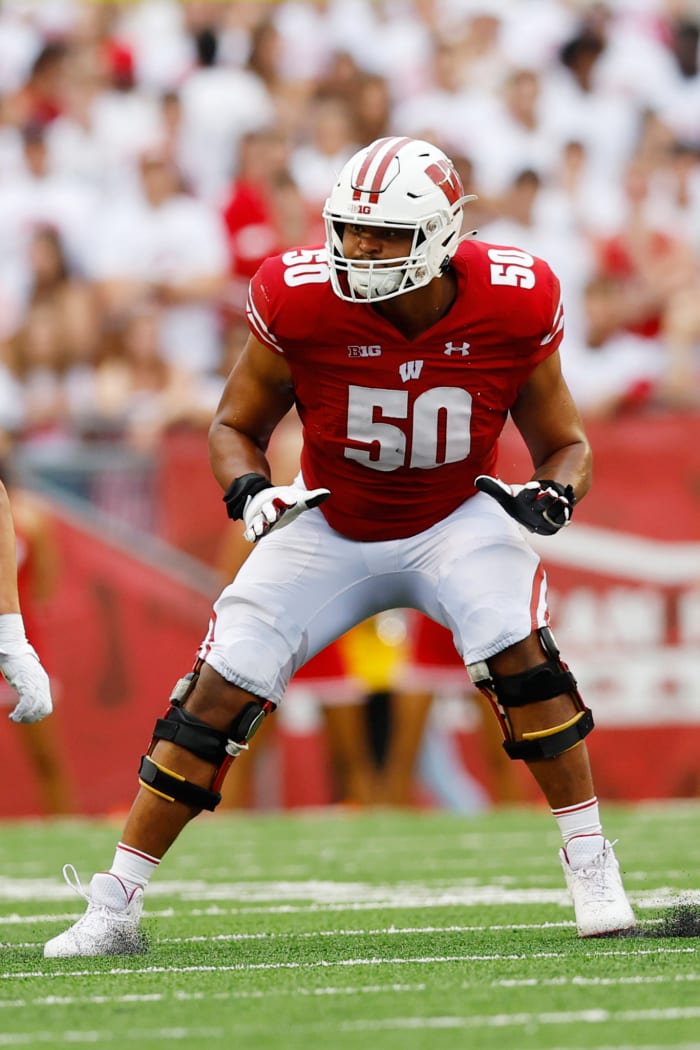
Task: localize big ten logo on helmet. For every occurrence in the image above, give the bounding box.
[348,345,382,357]
[349,202,374,215]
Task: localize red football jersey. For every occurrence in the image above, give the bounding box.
[246,239,564,541]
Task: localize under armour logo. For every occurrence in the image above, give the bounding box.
[399,359,424,382]
[444,341,470,356]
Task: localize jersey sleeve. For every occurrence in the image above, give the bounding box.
[245,258,286,355]
[537,267,564,357]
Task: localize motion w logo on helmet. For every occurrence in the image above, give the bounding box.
[424,159,464,205]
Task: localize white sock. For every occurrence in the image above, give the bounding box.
[552,797,605,868]
[108,842,160,892]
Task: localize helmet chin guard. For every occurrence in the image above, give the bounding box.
[322,136,477,303]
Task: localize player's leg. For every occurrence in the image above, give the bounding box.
[44,664,270,958]
[415,492,635,937]
[470,628,635,937]
[44,509,383,957]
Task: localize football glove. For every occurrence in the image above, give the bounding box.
[243,484,331,543]
[0,614,53,723]
[475,475,576,536]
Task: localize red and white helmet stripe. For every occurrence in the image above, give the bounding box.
[352,136,413,204]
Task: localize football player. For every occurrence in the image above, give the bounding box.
[46,136,634,956]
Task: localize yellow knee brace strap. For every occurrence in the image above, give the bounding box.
[504,708,594,760]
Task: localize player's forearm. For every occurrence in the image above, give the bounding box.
[530,439,592,502]
[208,419,272,492]
[0,487,21,614]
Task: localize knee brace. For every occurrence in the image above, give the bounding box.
[467,627,594,761]
[138,669,274,810]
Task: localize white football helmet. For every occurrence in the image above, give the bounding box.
[323,136,476,303]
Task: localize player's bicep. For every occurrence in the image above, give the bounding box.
[212,335,295,450]
[510,351,588,467]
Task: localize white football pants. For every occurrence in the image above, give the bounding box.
[198,491,548,704]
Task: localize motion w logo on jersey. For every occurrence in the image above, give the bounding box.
[399,359,424,382]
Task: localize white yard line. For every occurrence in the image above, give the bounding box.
[2,972,700,1010]
[2,945,695,982]
[0,877,697,909]
[1,1008,700,1046]
[12,917,673,950]
[340,1006,700,1031]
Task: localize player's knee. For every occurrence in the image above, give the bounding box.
[467,627,594,761]
[138,669,274,811]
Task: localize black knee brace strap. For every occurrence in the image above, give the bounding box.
[138,705,231,811]
[139,754,222,811]
[151,705,230,765]
[489,659,593,759]
[138,677,271,811]
[492,659,577,708]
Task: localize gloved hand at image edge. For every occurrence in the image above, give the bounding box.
[475,475,576,536]
[0,613,53,723]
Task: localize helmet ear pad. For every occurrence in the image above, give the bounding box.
[322,136,476,303]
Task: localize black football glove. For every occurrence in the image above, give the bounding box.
[475,475,576,536]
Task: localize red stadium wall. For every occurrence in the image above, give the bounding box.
[0,506,219,818]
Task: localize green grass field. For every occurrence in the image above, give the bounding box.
[1,802,699,1050]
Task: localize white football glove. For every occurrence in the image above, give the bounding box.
[0,613,53,723]
[243,484,331,543]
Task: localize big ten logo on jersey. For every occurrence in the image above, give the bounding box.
[348,345,382,358]
[282,247,329,287]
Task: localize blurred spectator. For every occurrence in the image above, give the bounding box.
[479,166,594,338]
[384,613,525,812]
[0,121,99,321]
[466,68,560,196]
[349,72,393,145]
[176,20,275,202]
[84,304,220,449]
[220,127,292,309]
[5,224,99,443]
[391,38,476,154]
[593,155,698,339]
[90,145,228,375]
[289,94,358,210]
[561,274,667,420]
[3,41,70,129]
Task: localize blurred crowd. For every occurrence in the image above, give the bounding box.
[0,0,699,468]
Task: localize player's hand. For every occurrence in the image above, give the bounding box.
[0,614,53,723]
[474,475,576,536]
[243,485,331,543]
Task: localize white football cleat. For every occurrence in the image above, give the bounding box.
[560,836,636,937]
[44,865,145,958]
